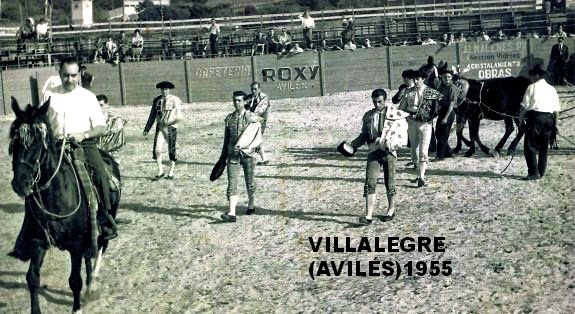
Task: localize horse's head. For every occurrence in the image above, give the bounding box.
[9,97,52,198]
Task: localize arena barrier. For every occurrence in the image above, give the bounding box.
[1,38,573,115]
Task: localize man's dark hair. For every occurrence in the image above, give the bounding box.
[371,88,387,99]
[401,69,414,79]
[96,94,108,103]
[233,91,247,99]
[59,56,79,71]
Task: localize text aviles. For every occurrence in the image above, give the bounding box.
[308,236,446,253]
[262,66,320,82]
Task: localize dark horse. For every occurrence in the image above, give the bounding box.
[456,76,532,157]
[8,97,121,314]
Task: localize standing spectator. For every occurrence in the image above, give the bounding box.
[245,82,271,165]
[252,29,266,55]
[143,81,183,180]
[551,0,566,13]
[550,36,569,85]
[277,28,292,54]
[79,65,94,90]
[434,68,459,161]
[116,31,130,62]
[219,91,260,222]
[343,89,409,225]
[518,65,560,180]
[36,17,50,41]
[208,18,220,57]
[131,29,144,62]
[398,70,443,188]
[299,10,316,49]
[93,38,104,63]
[266,28,278,54]
[340,18,355,48]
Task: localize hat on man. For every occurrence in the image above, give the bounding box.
[412,70,428,79]
[156,81,175,89]
[528,64,547,76]
[337,141,356,157]
[401,69,414,79]
[439,67,454,75]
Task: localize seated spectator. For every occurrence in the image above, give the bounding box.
[542,26,555,38]
[514,31,524,39]
[381,36,393,46]
[266,28,278,54]
[530,32,540,39]
[477,30,490,41]
[131,29,144,62]
[317,39,331,51]
[277,28,292,54]
[161,34,174,59]
[226,25,242,56]
[447,33,456,45]
[555,25,569,38]
[93,38,104,63]
[439,33,449,45]
[493,29,508,41]
[104,36,118,62]
[456,32,467,43]
[36,18,49,41]
[551,0,566,13]
[252,29,266,55]
[288,43,304,55]
[422,36,437,45]
[343,40,357,51]
[412,34,423,45]
[116,31,130,62]
[362,38,372,48]
[16,17,36,45]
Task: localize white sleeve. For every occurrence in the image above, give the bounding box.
[520,85,533,110]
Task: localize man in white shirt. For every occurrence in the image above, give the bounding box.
[208,18,220,57]
[299,10,315,49]
[42,56,117,239]
[245,82,271,164]
[519,65,561,180]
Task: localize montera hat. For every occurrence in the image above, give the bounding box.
[156,81,175,89]
[337,141,357,157]
[439,67,454,75]
[412,70,427,79]
[528,64,546,76]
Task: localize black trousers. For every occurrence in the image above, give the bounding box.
[81,140,112,211]
[209,34,218,57]
[435,110,455,158]
[524,111,554,177]
[553,64,565,85]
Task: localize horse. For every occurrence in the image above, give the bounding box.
[8,97,121,314]
[456,76,532,157]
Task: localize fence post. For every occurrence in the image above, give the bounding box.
[250,55,256,83]
[386,46,393,90]
[30,72,39,107]
[119,62,126,106]
[0,70,5,115]
[184,59,192,103]
[318,50,325,96]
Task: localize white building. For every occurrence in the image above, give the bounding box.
[108,0,171,21]
[71,0,93,26]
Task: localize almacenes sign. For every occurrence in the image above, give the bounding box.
[261,66,320,91]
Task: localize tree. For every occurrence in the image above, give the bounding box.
[244,4,258,16]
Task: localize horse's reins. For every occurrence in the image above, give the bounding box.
[30,136,83,219]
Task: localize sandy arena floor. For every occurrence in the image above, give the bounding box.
[0,88,574,313]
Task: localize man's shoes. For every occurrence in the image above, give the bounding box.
[358,217,372,225]
[410,177,420,183]
[165,174,174,180]
[257,160,270,165]
[380,212,395,222]
[376,178,384,184]
[405,161,416,169]
[101,225,118,240]
[431,157,444,162]
[417,178,426,187]
[522,174,540,181]
[152,173,164,181]
[246,207,255,215]
[221,213,237,222]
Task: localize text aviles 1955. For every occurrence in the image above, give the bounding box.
[309,236,446,253]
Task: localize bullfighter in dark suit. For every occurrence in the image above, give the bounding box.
[220,91,261,222]
[550,36,569,85]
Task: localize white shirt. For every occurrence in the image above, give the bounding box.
[209,23,220,35]
[521,79,561,113]
[42,85,107,137]
[299,15,315,29]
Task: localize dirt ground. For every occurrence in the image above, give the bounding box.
[0,88,574,313]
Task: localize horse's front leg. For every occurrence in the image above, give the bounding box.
[464,118,479,157]
[84,254,92,292]
[494,117,514,154]
[472,119,492,156]
[27,245,46,314]
[69,251,84,313]
[453,113,471,154]
[507,117,525,155]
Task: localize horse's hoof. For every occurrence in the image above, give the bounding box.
[507,149,516,156]
[491,150,500,159]
[452,147,461,154]
[464,151,474,157]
